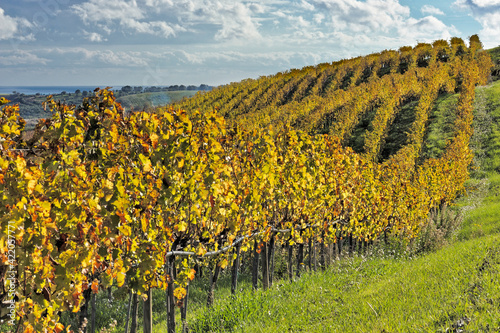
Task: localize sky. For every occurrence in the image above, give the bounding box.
[0,0,499,87]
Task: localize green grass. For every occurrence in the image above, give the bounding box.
[458,173,500,241]
[421,92,459,160]
[117,91,197,111]
[479,81,500,172]
[187,236,500,332]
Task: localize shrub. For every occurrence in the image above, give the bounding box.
[414,204,464,254]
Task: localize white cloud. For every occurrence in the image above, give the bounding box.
[72,0,263,41]
[401,16,457,41]
[299,0,316,11]
[313,13,325,24]
[212,2,262,40]
[309,0,411,33]
[122,18,183,38]
[471,0,500,7]
[302,0,456,46]
[72,0,184,38]
[70,0,459,47]
[72,0,144,23]
[453,0,500,47]
[474,11,500,46]
[46,47,150,67]
[421,5,445,16]
[85,31,107,43]
[0,50,48,65]
[0,7,33,40]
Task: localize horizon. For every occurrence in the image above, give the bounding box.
[1,0,499,87]
[0,84,214,95]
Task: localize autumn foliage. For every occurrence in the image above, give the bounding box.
[0,36,494,332]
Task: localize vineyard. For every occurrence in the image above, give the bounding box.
[0,36,495,333]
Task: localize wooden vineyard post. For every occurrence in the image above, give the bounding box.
[252,241,260,290]
[143,288,153,333]
[90,292,96,333]
[130,293,139,333]
[181,284,190,333]
[320,239,326,270]
[166,256,176,333]
[296,243,304,278]
[349,234,354,256]
[313,240,317,271]
[308,238,312,271]
[207,263,221,307]
[124,291,132,333]
[288,243,294,281]
[231,243,242,295]
[338,235,344,258]
[79,287,92,333]
[268,235,276,287]
[261,242,270,290]
[330,242,335,264]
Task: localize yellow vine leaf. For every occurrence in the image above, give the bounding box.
[187,268,196,281]
[91,279,99,294]
[116,270,126,287]
[54,323,65,333]
[173,287,187,300]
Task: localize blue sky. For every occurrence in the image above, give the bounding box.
[0,0,499,87]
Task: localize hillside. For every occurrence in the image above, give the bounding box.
[0,36,497,333]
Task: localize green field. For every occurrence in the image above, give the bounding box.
[117,91,198,111]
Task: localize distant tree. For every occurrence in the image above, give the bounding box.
[121,85,132,94]
[133,86,143,93]
[75,89,81,95]
[469,34,483,49]
[179,85,186,90]
[199,84,211,91]
[82,91,88,97]
[187,85,197,91]
[61,91,67,95]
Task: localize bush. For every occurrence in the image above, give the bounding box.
[414,204,464,254]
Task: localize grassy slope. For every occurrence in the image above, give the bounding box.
[190,236,500,332]
[182,80,500,333]
[117,91,197,111]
